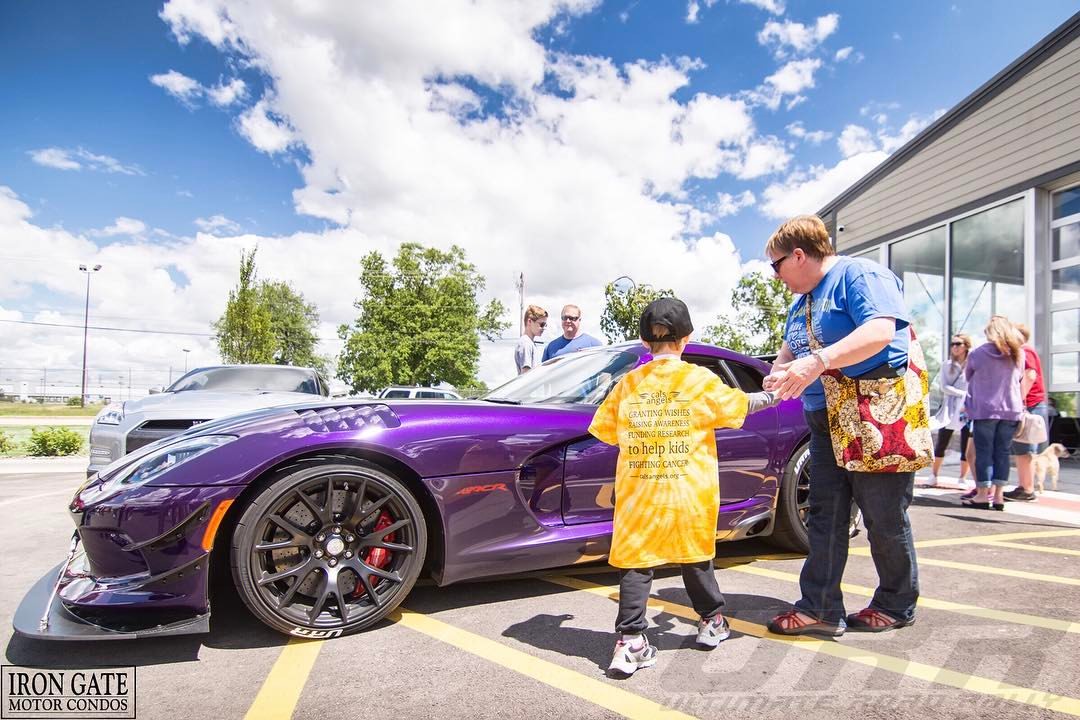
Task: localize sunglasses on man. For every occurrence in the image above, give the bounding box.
[562,315,580,322]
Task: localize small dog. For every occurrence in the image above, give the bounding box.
[1032,443,1071,493]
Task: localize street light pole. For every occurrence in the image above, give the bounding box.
[182,348,191,373]
[79,264,102,407]
[611,275,636,294]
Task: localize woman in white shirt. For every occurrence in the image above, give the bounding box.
[928,333,972,486]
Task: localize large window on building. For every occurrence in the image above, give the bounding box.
[950,199,1026,340]
[889,226,946,394]
[1050,185,1080,389]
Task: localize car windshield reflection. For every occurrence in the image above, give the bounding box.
[168,366,324,395]
[484,349,641,405]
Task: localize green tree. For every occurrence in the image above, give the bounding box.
[702,272,793,356]
[600,281,675,343]
[214,249,326,370]
[337,243,509,393]
[214,248,276,364]
[259,280,324,371]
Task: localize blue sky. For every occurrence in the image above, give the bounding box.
[1,1,1077,388]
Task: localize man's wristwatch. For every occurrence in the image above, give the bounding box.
[811,349,830,370]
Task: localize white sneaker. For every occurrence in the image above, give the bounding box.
[923,475,938,487]
[607,635,657,676]
[696,615,731,648]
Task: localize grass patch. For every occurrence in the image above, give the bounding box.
[0,403,105,417]
[0,426,91,458]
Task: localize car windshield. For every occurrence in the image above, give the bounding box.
[484,349,641,405]
[168,366,325,395]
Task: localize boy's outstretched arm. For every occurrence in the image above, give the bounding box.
[746,390,781,414]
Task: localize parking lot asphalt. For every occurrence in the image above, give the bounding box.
[2,471,1079,720]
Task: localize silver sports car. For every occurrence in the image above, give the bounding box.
[88,364,329,475]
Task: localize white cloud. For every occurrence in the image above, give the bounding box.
[207,77,247,106]
[786,121,832,144]
[879,111,943,152]
[748,58,822,110]
[534,55,756,195]
[236,97,296,155]
[194,214,242,234]
[93,217,148,238]
[860,101,900,117]
[715,190,756,217]
[150,69,201,103]
[737,137,791,179]
[1,0,838,387]
[152,70,246,108]
[761,152,887,219]
[838,124,877,158]
[686,1,700,23]
[738,0,785,14]
[892,32,902,41]
[834,46,853,61]
[27,147,143,175]
[757,14,839,59]
[28,148,81,171]
[836,112,941,158]
[762,110,945,220]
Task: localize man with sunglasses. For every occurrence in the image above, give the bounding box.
[515,304,549,374]
[541,304,602,362]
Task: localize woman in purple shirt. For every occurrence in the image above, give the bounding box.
[964,316,1024,510]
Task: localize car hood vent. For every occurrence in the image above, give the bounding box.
[294,404,401,432]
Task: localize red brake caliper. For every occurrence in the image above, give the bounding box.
[359,511,395,590]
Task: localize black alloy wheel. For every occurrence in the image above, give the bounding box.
[232,457,427,637]
[767,443,862,553]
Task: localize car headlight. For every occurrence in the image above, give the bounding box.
[96,402,125,425]
[97,436,236,499]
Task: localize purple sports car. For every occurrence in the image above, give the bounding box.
[15,343,820,641]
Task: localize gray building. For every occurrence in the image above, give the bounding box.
[818,12,1080,409]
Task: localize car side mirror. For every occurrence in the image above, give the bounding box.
[149,387,163,394]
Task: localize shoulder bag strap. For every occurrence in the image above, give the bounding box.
[803,293,823,351]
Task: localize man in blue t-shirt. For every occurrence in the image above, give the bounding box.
[761,214,920,641]
[541,304,602,362]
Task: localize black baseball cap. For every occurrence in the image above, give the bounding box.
[639,297,694,342]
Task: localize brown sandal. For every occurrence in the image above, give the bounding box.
[767,610,844,637]
[845,607,915,632]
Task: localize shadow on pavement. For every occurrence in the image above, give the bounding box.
[501,591,790,674]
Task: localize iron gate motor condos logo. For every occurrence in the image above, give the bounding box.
[1,666,135,719]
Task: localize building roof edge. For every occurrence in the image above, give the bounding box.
[817,11,1080,218]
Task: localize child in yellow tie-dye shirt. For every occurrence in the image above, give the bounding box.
[589,298,779,677]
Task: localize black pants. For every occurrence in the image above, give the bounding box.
[933,424,971,459]
[615,559,725,633]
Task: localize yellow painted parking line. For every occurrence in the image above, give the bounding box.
[392,608,697,720]
[976,540,1080,556]
[901,529,1080,549]
[544,575,1080,717]
[725,564,1080,634]
[244,638,325,720]
[846,552,1080,586]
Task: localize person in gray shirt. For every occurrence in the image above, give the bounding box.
[515,304,548,374]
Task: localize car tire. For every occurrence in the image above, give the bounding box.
[767,443,862,554]
[231,457,427,638]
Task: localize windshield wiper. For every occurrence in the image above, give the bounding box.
[482,397,521,405]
